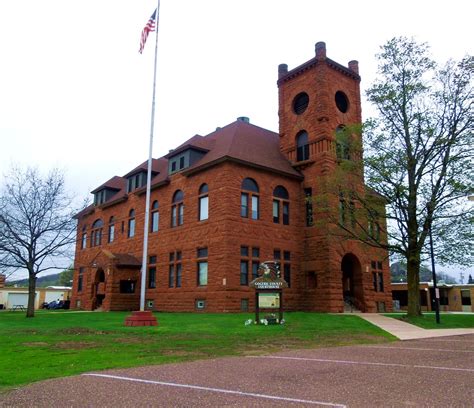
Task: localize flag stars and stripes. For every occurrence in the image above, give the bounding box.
[139,9,157,54]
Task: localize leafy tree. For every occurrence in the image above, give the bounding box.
[58,267,74,287]
[321,38,473,317]
[390,261,457,284]
[362,38,473,316]
[0,167,79,317]
[468,274,473,284]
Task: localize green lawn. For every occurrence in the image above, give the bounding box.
[0,311,395,391]
[386,313,474,329]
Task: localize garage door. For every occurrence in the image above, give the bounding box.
[7,293,29,309]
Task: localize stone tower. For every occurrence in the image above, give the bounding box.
[278,42,391,312]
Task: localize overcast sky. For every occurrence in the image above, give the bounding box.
[1,0,472,281]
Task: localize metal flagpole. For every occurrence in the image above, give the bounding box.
[140,0,161,312]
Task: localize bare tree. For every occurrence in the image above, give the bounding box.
[0,167,79,317]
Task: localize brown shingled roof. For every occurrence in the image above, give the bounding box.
[91,176,125,194]
[183,120,303,179]
[165,134,213,158]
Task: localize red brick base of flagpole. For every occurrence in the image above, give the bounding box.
[124,310,158,327]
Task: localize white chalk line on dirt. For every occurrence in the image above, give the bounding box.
[249,356,474,372]
[362,345,474,353]
[82,373,346,407]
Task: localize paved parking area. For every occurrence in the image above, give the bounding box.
[2,334,473,407]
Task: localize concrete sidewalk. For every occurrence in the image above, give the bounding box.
[358,313,474,340]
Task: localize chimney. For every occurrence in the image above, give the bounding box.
[278,63,288,79]
[315,41,326,59]
[0,274,5,288]
[237,116,250,123]
[348,60,359,74]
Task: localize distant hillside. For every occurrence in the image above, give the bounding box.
[6,269,73,288]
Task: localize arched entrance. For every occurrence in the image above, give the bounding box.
[341,253,364,311]
[94,268,106,309]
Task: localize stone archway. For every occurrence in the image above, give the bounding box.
[341,253,364,311]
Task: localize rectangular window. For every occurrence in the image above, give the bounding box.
[171,206,177,227]
[284,263,291,288]
[108,224,115,243]
[252,261,259,281]
[283,202,289,225]
[197,247,208,258]
[273,200,280,223]
[251,195,259,220]
[81,233,87,249]
[148,267,156,289]
[128,219,135,238]
[240,261,248,285]
[241,246,259,284]
[151,211,159,232]
[120,280,136,293]
[171,161,177,172]
[168,265,175,288]
[274,249,290,287]
[199,196,209,221]
[197,248,208,286]
[372,261,384,292]
[339,196,346,226]
[149,255,157,264]
[178,203,184,225]
[78,267,84,292]
[198,261,208,286]
[168,251,181,288]
[378,272,384,292]
[179,156,185,169]
[176,263,182,288]
[241,298,249,312]
[241,193,249,217]
[304,188,313,227]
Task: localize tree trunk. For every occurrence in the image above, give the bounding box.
[406,254,421,316]
[26,273,36,318]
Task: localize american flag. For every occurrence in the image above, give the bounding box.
[139,9,157,54]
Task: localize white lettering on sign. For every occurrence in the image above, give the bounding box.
[255,282,282,289]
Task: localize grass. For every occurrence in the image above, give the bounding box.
[386,313,474,329]
[0,311,395,391]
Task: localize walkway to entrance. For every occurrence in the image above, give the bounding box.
[358,313,474,340]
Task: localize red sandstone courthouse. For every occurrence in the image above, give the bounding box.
[72,42,392,313]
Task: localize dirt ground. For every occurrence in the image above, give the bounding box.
[2,334,473,407]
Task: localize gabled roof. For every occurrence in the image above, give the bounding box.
[123,158,162,178]
[91,176,125,194]
[165,134,212,158]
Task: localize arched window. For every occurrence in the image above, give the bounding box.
[151,200,159,232]
[296,131,309,161]
[241,178,259,220]
[108,216,115,243]
[171,190,184,227]
[336,126,350,160]
[273,186,290,225]
[91,219,103,247]
[198,184,209,221]
[81,225,87,250]
[128,209,136,238]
